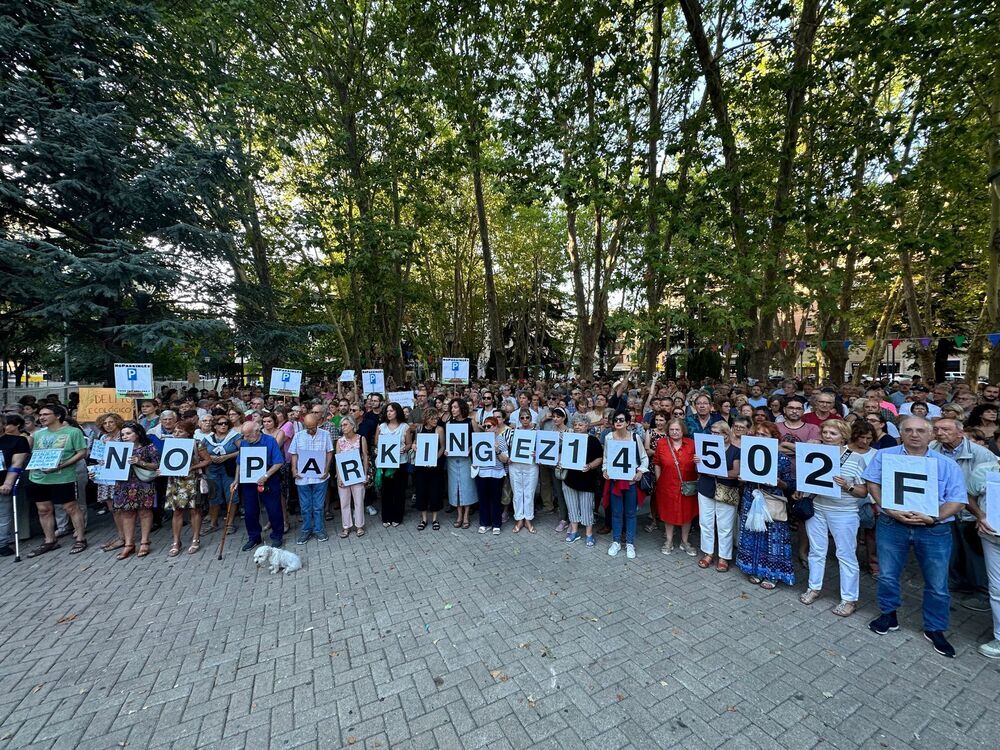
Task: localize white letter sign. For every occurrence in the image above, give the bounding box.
[739,436,779,485]
[239,446,268,484]
[158,438,195,477]
[375,434,401,469]
[881,454,939,516]
[335,449,366,486]
[535,431,560,466]
[387,390,414,408]
[445,423,469,456]
[794,443,841,496]
[510,429,535,464]
[606,439,636,481]
[560,433,588,471]
[471,433,496,468]
[101,441,134,482]
[414,432,439,467]
[694,433,727,478]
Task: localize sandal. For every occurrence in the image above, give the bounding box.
[383,522,390,528]
[116,544,135,560]
[453,520,462,528]
[644,521,658,533]
[340,529,350,539]
[748,576,762,585]
[759,580,777,590]
[26,542,60,558]
[168,543,181,558]
[716,560,729,573]
[203,524,219,534]
[187,539,201,554]
[513,521,523,533]
[527,525,536,534]
[356,528,366,537]
[69,540,88,555]
[432,521,440,530]
[391,522,400,527]
[417,520,427,531]
[137,542,151,558]
[697,555,713,569]
[101,538,125,552]
[461,521,470,529]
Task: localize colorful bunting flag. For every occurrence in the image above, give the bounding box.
[865,338,875,349]
[779,340,788,351]
[722,343,730,353]
[843,340,852,350]
[797,340,808,351]
[891,339,901,349]
[765,340,773,349]
[819,340,828,350]
[954,335,966,347]
[736,343,745,350]
[989,333,1000,347]
[918,337,931,348]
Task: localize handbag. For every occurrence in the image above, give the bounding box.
[134,466,158,482]
[554,466,568,480]
[714,483,740,506]
[789,493,815,521]
[761,490,788,522]
[667,441,697,497]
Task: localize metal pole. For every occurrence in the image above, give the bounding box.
[63,321,70,386]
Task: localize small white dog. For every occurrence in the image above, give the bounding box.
[253,545,303,574]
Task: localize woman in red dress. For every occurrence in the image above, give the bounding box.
[654,418,699,556]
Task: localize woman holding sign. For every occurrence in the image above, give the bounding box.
[736,422,795,589]
[445,399,478,529]
[90,414,126,549]
[336,416,369,537]
[798,420,869,616]
[165,420,211,556]
[510,409,539,533]
[412,409,445,530]
[376,403,411,528]
[475,417,510,535]
[693,422,740,571]
[202,417,241,534]
[112,422,160,559]
[601,411,649,559]
[563,414,603,546]
[654,419,699,556]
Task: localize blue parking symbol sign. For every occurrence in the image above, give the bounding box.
[127,367,137,381]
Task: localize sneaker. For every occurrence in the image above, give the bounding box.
[978,639,1000,659]
[868,612,899,635]
[478,526,487,534]
[960,594,991,612]
[678,542,697,557]
[555,520,568,533]
[585,535,595,547]
[296,532,310,545]
[316,532,329,542]
[240,539,260,552]
[366,506,377,516]
[608,541,621,557]
[566,532,580,544]
[492,528,501,535]
[0,545,13,557]
[661,542,673,555]
[626,544,636,559]
[924,630,956,658]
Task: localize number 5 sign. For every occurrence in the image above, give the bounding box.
[694,433,727,478]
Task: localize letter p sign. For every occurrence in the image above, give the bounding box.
[127,367,137,382]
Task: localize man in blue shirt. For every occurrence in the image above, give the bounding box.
[862,416,968,657]
[230,421,285,551]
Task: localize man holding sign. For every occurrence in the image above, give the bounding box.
[26,405,88,557]
[230,421,286,552]
[862,417,967,657]
[289,414,334,545]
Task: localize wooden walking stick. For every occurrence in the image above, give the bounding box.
[217,483,238,560]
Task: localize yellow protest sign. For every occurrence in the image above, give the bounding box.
[77,388,135,423]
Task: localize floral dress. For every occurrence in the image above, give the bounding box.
[736,454,796,585]
[112,443,160,512]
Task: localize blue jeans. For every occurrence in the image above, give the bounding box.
[240,478,283,545]
[876,515,953,631]
[296,481,328,535]
[610,483,638,545]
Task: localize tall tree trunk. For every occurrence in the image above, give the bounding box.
[987,75,1000,382]
[470,138,506,381]
[642,0,663,376]
[753,0,822,379]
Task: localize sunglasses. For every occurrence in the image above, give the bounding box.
[215,421,230,426]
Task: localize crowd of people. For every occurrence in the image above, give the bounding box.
[1,372,999,661]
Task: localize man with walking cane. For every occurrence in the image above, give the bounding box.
[229,421,285,552]
[0,415,31,559]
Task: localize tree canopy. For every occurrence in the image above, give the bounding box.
[2,0,996,386]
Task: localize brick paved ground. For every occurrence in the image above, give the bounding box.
[0,507,997,749]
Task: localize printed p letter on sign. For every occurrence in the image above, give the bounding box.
[239,446,268,484]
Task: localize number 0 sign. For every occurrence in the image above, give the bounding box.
[739,436,779,486]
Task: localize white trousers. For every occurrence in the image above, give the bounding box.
[697,493,737,559]
[806,506,860,601]
[509,463,538,521]
[983,539,1000,641]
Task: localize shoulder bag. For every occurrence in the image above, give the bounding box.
[668,441,698,497]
